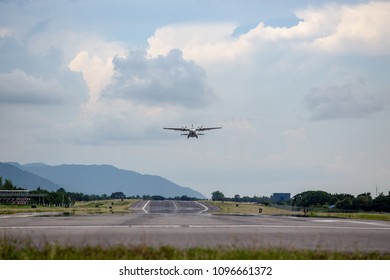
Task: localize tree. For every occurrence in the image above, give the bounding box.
[355,192,373,211]
[372,192,390,212]
[111,192,126,199]
[211,190,225,201]
[46,188,71,206]
[336,197,354,210]
[1,179,17,190]
[151,195,165,200]
[292,190,333,207]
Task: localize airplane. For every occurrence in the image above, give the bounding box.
[163,125,222,138]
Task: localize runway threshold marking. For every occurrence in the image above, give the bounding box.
[142,200,151,214]
[194,201,209,213]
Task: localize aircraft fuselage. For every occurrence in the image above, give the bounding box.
[182,129,201,138]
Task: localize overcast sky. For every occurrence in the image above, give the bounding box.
[1,0,389,198]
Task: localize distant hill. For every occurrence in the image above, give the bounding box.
[0,162,59,191]
[2,162,206,199]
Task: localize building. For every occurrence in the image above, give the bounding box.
[0,189,46,205]
[270,193,291,203]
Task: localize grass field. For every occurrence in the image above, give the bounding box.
[72,199,139,214]
[306,211,390,221]
[208,201,301,216]
[1,239,389,260]
[0,199,138,215]
[207,201,390,221]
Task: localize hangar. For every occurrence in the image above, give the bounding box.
[0,189,46,205]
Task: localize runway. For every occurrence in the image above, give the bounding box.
[1,200,390,252]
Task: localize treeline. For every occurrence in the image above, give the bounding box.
[211,189,390,213]
[31,189,200,205]
[211,191,271,205]
[2,176,389,212]
[30,187,107,206]
[110,191,199,201]
[0,177,200,206]
[292,190,390,212]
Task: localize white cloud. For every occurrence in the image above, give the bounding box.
[69,51,114,103]
[62,97,181,145]
[147,22,244,64]
[303,2,390,55]
[103,49,215,108]
[0,69,67,104]
[147,1,390,66]
[68,39,127,106]
[303,80,389,120]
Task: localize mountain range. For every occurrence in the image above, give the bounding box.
[0,162,206,199]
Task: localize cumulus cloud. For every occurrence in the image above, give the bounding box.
[147,1,390,65]
[67,38,127,97]
[68,50,116,103]
[0,33,89,106]
[302,2,390,55]
[0,69,68,104]
[147,22,242,63]
[61,97,181,144]
[103,49,215,108]
[303,80,388,120]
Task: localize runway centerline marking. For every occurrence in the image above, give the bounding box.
[172,201,178,211]
[312,219,390,226]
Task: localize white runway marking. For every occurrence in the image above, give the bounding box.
[312,219,389,226]
[340,220,388,226]
[142,200,150,214]
[0,212,61,219]
[194,201,209,213]
[0,214,34,219]
[172,201,178,211]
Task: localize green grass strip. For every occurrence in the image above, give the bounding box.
[1,239,389,260]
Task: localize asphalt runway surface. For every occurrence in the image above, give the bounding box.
[1,200,390,252]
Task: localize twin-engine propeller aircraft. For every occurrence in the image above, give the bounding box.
[163,125,222,138]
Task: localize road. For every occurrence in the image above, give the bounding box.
[1,200,390,252]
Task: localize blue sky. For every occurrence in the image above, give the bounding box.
[1,0,389,198]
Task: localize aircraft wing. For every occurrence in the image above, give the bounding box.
[163,127,189,131]
[196,126,222,131]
